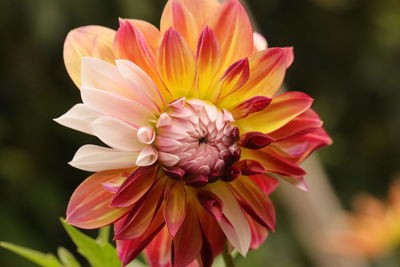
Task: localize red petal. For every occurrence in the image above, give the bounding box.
[114,178,165,239]
[249,174,279,195]
[245,213,268,250]
[111,166,157,207]
[229,177,276,231]
[66,169,131,229]
[164,182,187,237]
[234,160,266,176]
[144,226,172,267]
[231,96,272,120]
[239,132,274,150]
[173,204,202,267]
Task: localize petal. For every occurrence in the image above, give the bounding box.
[164,182,187,237]
[210,182,251,256]
[111,166,157,208]
[81,57,137,100]
[239,132,274,150]
[135,145,158,166]
[253,32,268,52]
[269,108,323,141]
[90,116,144,151]
[126,19,162,53]
[80,86,153,128]
[66,169,131,229]
[69,145,138,172]
[234,160,266,176]
[144,226,172,267]
[271,128,332,164]
[249,174,279,195]
[230,96,272,120]
[173,204,202,267]
[196,27,221,99]
[229,177,276,231]
[54,103,101,135]
[246,213,268,250]
[242,147,307,178]
[116,210,165,266]
[207,0,253,70]
[219,47,294,109]
[216,58,250,99]
[237,92,314,134]
[114,178,165,239]
[157,28,196,98]
[160,0,199,50]
[177,0,220,27]
[113,19,168,96]
[64,26,115,87]
[115,59,165,111]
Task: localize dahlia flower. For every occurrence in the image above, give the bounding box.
[55,0,331,265]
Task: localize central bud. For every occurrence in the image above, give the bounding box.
[155,98,241,187]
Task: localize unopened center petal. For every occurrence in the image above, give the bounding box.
[155,98,240,186]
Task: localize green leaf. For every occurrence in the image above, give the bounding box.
[0,241,62,267]
[57,247,81,267]
[60,219,120,267]
[96,226,110,246]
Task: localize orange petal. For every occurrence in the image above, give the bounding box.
[111,166,157,207]
[157,28,196,98]
[196,26,221,99]
[66,169,131,229]
[144,226,172,267]
[113,19,169,98]
[63,26,115,87]
[178,0,220,28]
[229,177,276,231]
[231,96,272,120]
[237,92,314,134]
[207,0,253,71]
[164,182,187,237]
[160,0,199,50]
[173,204,202,267]
[126,19,162,53]
[216,58,250,100]
[219,47,294,109]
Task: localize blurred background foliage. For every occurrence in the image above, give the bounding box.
[0,0,399,266]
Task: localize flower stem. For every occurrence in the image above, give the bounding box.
[222,243,235,267]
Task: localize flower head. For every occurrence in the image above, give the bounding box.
[56,0,332,265]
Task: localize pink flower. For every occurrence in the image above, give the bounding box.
[55,0,332,266]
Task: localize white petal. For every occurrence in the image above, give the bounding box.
[54,104,101,135]
[115,59,165,110]
[158,152,180,167]
[136,145,158,166]
[211,182,251,256]
[90,116,144,151]
[80,86,152,127]
[69,144,138,172]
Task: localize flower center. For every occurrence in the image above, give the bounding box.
[155,98,241,187]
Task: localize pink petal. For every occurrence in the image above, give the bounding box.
[54,103,101,135]
[253,32,268,52]
[66,169,132,229]
[90,116,144,151]
[69,145,138,172]
[239,132,275,150]
[135,145,158,166]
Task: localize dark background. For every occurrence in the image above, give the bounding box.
[0,0,399,266]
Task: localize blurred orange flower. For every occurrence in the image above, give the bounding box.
[327,179,400,259]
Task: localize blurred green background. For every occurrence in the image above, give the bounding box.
[0,0,399,266]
